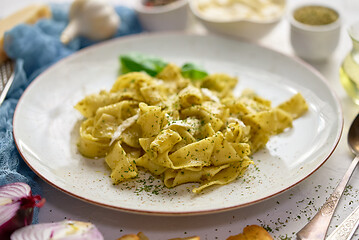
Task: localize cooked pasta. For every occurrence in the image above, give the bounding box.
[75,63,308,193]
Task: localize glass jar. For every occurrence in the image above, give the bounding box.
[340,22,359,104]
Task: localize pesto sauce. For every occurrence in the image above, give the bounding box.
[143,0,178,7]
[294,6,338,26]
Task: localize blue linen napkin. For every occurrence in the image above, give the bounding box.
[0,4,142,223]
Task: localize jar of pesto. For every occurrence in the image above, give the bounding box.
[289,4,341,61]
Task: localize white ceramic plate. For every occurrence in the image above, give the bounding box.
[13,34,343,215]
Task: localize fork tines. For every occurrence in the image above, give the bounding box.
[0,60,15,105]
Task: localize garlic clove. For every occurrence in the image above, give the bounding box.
[60,0,121,44]
[60,18,80,44]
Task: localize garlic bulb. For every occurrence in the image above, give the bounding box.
[60,0,120,44]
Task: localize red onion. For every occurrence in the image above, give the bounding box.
[0,182,45,240]
[11,220,104,240]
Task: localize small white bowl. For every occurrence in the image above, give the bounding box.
[289,4,341,61]
[134,0,189,32]
[189,0,286,41]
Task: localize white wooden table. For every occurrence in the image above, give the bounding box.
[2,0,359,239]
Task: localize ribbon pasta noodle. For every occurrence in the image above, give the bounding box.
[75,63,308,193]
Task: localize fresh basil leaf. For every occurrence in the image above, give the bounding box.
[120,53,167,76]
[181,63,208,81]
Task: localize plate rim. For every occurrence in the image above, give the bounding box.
[12,32,344,216]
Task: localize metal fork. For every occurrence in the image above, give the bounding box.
[326,204,359,240]
[0,60,15,105]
